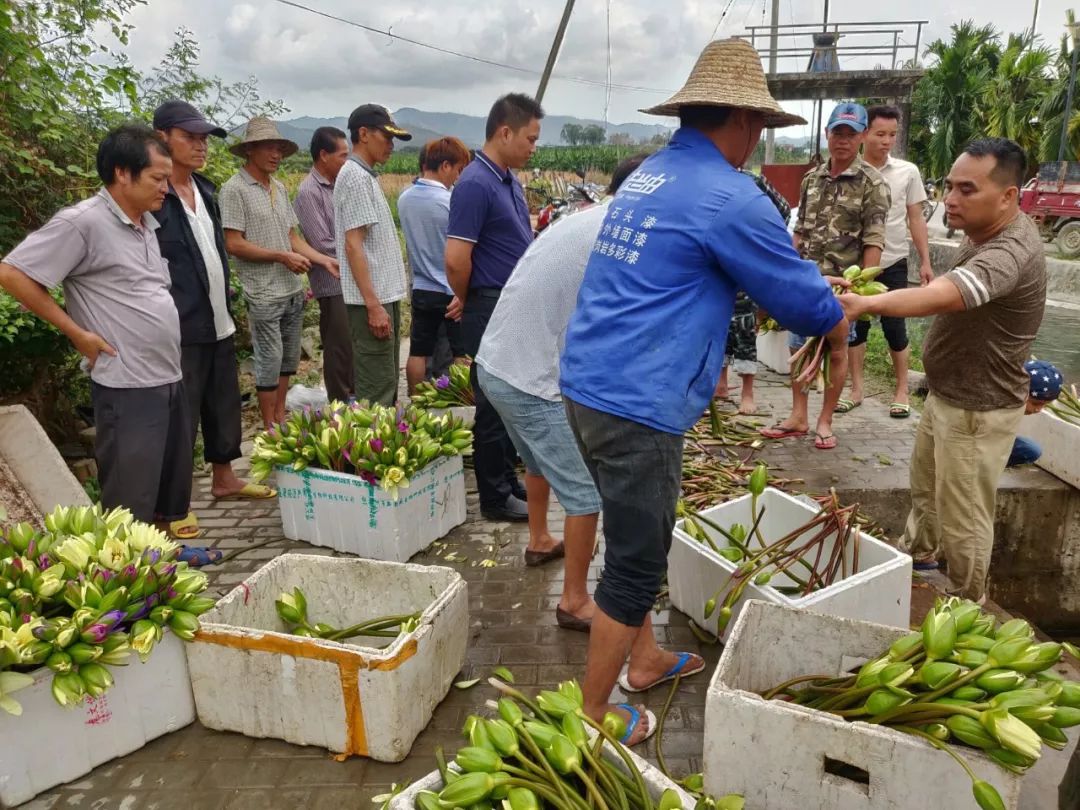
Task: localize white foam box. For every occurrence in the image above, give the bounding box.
[391,731,696,810]
[668,487,911,641]
[704,600,1022,809]
[0,404,90,519]
[0,632,194,807]
[428,406,475,428]
[186,553,468,762]
[275,455,466,562]
[755,329,791,374]
[1021,409,1080,490]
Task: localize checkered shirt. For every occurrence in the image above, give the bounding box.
[333,157,407,306]
[219,168,303,303]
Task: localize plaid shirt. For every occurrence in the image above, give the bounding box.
[294,169,341,299]
[220,168,302,304]
[333,156,407,307]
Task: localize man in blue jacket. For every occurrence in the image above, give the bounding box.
[559,39,851,744]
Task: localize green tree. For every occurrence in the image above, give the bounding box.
[581,124,606,145]
[561,123,583,145]
[1039,10,1080,162]
[981,34,1052,174]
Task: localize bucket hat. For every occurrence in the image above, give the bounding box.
[229,116,299,158]
[641,38,805,128]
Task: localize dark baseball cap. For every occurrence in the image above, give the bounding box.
[153,100,227,138]
[826,102,868,133]
[347,104,412,141]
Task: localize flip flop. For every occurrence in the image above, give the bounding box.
[615,703,657,746]
[617,652,706,693]
[177,545,223,567]
[555,606,591,633]
[889,403,911,419]
[814,433,838,450]
[834,399,862,414]
[912,559,940,571]
[168,512,202,540]
[760,424,808,439]
[213,483,277,501]
[524,541,565,567]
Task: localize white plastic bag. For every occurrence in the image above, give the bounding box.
[285,384,328,412]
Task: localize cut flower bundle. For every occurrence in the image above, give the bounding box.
[250,401,472,499]
[412,363,475,409]
[0,505,214,715]
[274,586,420,643]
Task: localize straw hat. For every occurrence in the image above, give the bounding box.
[641,38,805,128]
[229,116,299,158]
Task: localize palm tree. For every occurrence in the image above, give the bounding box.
[1039,10,1080,162]
[982,34,1052,174]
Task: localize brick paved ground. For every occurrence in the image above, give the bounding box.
[15,369,1074,808]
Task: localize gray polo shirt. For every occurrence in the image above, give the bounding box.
[220,168,303,304]
[2,189,182,388]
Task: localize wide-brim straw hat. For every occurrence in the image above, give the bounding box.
[641,38,806,128]
[229,116,299,158]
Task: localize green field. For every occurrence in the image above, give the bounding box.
[379,144,658,176]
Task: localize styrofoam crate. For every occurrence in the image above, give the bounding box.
[275,455,466,562]
[704,601,1021,810]
[0,632,194,807]
[755,329,791,374]
[186,553,468,762]
[391,730,696,810]
[1021,409,1080,489]
[669,487,911,641]
[0,404,90,521]
[428,406,475,427]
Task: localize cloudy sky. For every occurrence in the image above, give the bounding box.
[117,0,1078,136]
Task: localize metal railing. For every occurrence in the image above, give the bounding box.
[745,20,928,71]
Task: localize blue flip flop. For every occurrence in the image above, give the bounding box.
[617,652,707,693]
[177,545,223,567]
[615,703,657,745]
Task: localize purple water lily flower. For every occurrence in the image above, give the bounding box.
[370,437,384,453]
[101,609,126,628]
[82,623,110,644]
[38,554,51,570]
[397,421,409,434]
[142,548,161,565]
[11,557,23,572]
[435,374,450,390]
[27,539,36,558]
[268,425,278,438]
[98,569,113,583]
[360,471,379,486]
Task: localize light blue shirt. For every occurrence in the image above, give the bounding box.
[560,127,845,435]
[398,178,453,295]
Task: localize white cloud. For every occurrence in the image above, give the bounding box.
[225,3,256,35]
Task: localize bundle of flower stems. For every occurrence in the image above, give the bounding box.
[790,265,888,391]
[1048,382,1080,427]
[275,587,419,642]
[681,468,861,636]
[413,678,743,810]
[680,445,801,510]
[686,401,764,449]
[760,597,1080,810]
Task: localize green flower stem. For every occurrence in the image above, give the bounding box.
[895,725,979,781]
[750,495,767,549]
[571,764,610,810]
[503,777,580,810]
[579,712,653,810]
[514,719,573,806]
[325,613,419,641]
[868,666,994,725]
[868,701,983,725]
[512,750,548,779]
[655,675,681,780]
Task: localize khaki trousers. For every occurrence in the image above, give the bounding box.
[901,393,1024,601]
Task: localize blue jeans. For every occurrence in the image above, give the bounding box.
[1006,436,1042,467]
[476,365,601,516]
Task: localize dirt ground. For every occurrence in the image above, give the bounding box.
[0,453,42,527]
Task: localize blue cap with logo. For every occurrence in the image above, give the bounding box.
[1025,359,1064,401]
[826,102,868,133]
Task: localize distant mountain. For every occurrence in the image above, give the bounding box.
[277,108,673,151]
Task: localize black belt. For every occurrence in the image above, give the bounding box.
[469,287,503,300]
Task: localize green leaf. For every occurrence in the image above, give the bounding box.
[491,667,514,684]
[454,678,481,690]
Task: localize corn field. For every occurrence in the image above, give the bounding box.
[379,144,657,177]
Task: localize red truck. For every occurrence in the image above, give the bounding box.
[1020,161,1080,256]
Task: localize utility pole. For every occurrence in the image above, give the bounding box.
[764,0,781,164]
[1030,0,1041,49]
[536,0,576,106]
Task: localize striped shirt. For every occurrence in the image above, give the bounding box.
[294,169,342,299]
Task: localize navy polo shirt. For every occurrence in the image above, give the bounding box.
[560,127,845,435]
[447,151,533,290]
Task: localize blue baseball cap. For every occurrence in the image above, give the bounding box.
[1025,359,1064,401]
[826,102,868,133]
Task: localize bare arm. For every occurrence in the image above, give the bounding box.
[344,226,390,339]
[861,245,882,269]
[445,238,474,303]
[224,229,310,274]
[907,203,934,285]
[840,274,964,321]
[290,229,338,278]
[0,262,115,366]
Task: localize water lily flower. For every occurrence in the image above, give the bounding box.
[56,536,95,572]
[435,375,450,390]
[370,437,384,453]
[98,536,130,571]
[397,421,409,434]
[103,507,134,533]
[0,671,35,716]
[381,467,410,500]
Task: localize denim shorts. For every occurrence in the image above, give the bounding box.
[476,365,601,516]
[246,292,304,390]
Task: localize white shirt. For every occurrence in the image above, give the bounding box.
[876,156,927,268]
[182,190,236,340]
[477,203,608,401]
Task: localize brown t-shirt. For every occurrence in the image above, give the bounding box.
[922,213,1046,410]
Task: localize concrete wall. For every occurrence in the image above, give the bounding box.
[908,238,1080,306]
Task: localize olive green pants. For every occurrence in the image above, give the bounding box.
[902,393,1024,602]
[346,300,401,407]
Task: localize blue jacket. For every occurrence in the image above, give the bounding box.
[560,127,843,434]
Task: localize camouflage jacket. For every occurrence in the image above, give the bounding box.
[794,156,890,276]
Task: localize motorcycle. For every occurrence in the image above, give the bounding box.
[527,168,604,236]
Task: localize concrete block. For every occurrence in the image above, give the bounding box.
[704,601,1023,810]
[755,329,791,375]
[0,404,90,523]
[391,730,695,810]
[275,455,466,562]
[668,488,911,641]
[0,632,194,807]
[1020,409,1080,490]
[186,553,468,762]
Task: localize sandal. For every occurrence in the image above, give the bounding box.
[834,398,862,414]
[890,403,911,419]
[168,512,202,540]
[617,652,706,693]
[213,483,277,501]
[760,423,808,439]
[814,432,838,450]
[614,703,657,746]
[177,545,223,567]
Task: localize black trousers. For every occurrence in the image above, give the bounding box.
[181,337,243,465]
[462,289,520,509]
[318,294,355,403]
[91,380,193,523]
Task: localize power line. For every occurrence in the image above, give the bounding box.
[270,0,673,95]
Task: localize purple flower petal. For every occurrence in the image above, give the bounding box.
[370,438,384,453]
[435,375,450,390]
[397,421,409,434]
